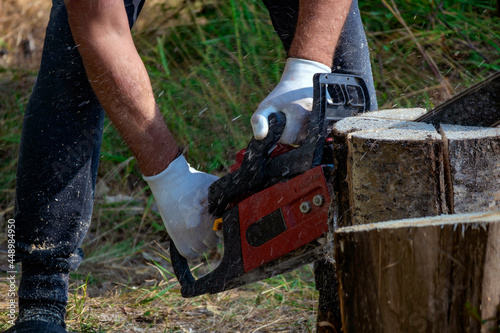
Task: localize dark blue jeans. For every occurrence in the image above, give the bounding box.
[15,0,145,305]
[15,0,376,306]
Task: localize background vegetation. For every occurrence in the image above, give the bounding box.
[1,0,499,331]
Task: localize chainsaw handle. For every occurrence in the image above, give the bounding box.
[169,207,246,298]
[208,112,286,216]
[170,240,195,287]
[318,73,370,122]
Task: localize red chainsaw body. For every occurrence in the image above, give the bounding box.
[237,165,331,273]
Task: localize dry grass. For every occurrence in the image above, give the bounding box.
[0,0,50,70]
[1,263,318,332]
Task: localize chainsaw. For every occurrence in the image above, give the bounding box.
[170,73,371,297]
[170,71,500,298]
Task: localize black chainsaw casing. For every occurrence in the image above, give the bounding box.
[171,206,245,296]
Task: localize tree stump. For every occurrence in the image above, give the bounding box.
[316,108,428,332]
[334,211,500,333]
[315,109,500,332]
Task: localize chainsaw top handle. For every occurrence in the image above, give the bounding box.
[207,73,369,217]
[208,111,286,216]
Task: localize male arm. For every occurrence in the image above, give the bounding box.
[252,0,352,143]
[64,0,218,260]
[65,0,177,176]
[289,0,351,66]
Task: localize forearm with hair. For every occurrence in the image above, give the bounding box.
[289,0,352,67]
[65,0,178,176]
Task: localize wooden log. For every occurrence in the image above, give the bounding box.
[317,113,500,332]
[347,123,448,225]
[440,126,500,331]
[440,125,500,213]
[331,108,428,228]
[481,220,500,332]
[316,109,431,332]
[331,115,447,227]
[334,211,500,333]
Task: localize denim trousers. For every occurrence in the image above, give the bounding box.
[15,0,376,305]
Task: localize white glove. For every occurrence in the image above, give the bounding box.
[251,58,331,145]
[144,155,219,261]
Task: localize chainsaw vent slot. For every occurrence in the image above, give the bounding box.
[326,84,345,106]
[346,85,364,107]
[246,209,287,248]
[326,83,365,108]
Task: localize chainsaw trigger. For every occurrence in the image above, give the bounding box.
[213,218,223,231]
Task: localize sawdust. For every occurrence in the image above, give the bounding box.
[0,271,318,332]
[28,241,56,252]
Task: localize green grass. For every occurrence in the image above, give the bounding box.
[132,0,500,172]
[364,0,500,108]
[1,0,498,213]
[1,0,499,331]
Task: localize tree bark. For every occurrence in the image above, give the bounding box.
[314,259,342,333]
[334,211,500,333]
[440,125,500,213]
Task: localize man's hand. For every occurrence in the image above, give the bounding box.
[251,58,330,144]
[144,155,219,260]
[251,0,352,144]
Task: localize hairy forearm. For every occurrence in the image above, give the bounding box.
[65,0,178,176]
[289,0,352,67]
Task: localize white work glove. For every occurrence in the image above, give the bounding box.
[144,155,219,261]
[251,58,331,145]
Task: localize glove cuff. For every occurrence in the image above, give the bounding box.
[284,57,331,76]
[143,154,189,184]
